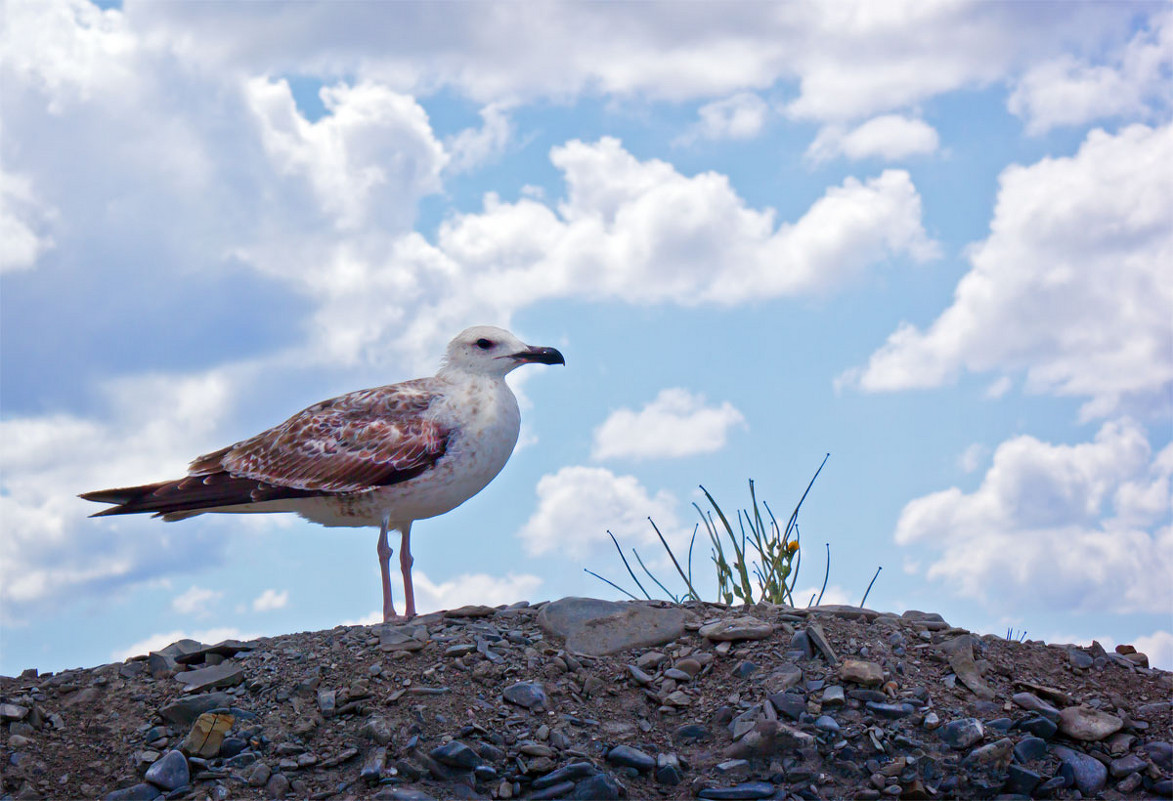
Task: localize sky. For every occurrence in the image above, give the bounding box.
[1,0,1171,675]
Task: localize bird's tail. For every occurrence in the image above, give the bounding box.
[80,473,321,519]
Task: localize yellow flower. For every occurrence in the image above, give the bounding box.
[787,540,800,553]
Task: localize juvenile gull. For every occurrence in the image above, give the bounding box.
[81,326,565,621]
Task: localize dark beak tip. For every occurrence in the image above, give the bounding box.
[520,346,565,366]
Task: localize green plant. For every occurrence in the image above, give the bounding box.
[587,454,852,607]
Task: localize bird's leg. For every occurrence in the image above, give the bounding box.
[377,514,397,622]
[400,522,416,620]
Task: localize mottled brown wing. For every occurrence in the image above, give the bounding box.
[190,379,450,493]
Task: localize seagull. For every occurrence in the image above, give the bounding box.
[80,326,565,621]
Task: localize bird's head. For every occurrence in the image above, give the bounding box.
[441,325,565,377]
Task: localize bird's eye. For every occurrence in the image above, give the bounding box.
[475,338,494,350]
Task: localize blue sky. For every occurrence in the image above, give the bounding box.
[2,0,1171,674]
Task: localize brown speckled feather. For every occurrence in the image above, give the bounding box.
[81,380,451,518]
[191,380,449,493]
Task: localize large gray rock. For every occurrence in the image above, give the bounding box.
[173,663,244,692]
[538,597,691,656]
[1058,705,1124,741]
[940,635,994,700]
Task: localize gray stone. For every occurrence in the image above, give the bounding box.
[1012,736,1047,764]
[376,624,428,652]
[940,635,994,700]
[940,718,984,750]
[656,753,684,785]
[246,761,271,787]
[606,745,654,771]
[766,663,803,692]
[1011,691,1060,721]
[1004,765,1041,796]
[1109,753,1146,778]
[788,630,814,659]
[572,774,621,800]
[530,782,576,801]
[1,703,29,721]
[429,741,482,770]
[103,783,162,801]
[374,789,436,801]
[264,772,290,799]
[1053,745,1108,796]
[865,701,915,719]
[808,604,881,621]
[143,750,189,791]
[502,681,548,709]
[1145,740,1173,770]
[531,761,598,789]
[1058,705,1124,741]
[360,715,392,745]
[901,610,946,624]
[147,652,178,679]
[1018,715,1058,739]
[767,692,806,721]
[360,746,386,783]
[699,617,773,642]
[698,782,776,800]
[962,737,1013,770]
[1067,648,1094,669]
[814,715,840,732]
[822,685,845,706]
[806,623,838,663]
[174,663,243,692]
[715,759,751,780]
[562,601,691,655]
[674,724,711,743]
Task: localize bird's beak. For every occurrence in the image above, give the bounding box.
[512,345,566,365]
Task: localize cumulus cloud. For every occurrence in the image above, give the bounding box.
[592,389,746,461]
[0,170,56,273]
[0,369,239,619]
[681,93,769,143]
[1009,10,1173,135]
[895,419,1173,616]
[252,588,290,612]
[518,466,681,558]
[805,115,940,164]
[1134,630,1173,672]
[845,123,1173,419]
[171,586,223,616]
[244,77,447,232]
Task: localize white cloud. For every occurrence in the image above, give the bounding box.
[445,104,513,173]
[0,369,240,618]
[846,123,1173,419]
[805,115,940,164]
[895,419,1173,616]
[251,588,289,612]
[244,77,447,232]
[592,388,746,461]
[958,443,989,474]
[122,1,1139,121]
[111,626,256,662]
[1134,630,1173,672]
[682,93,769,143]
[1009,10,1173,134]
[794,584,855,607]
[340,570,543,625]
[0,170,56,273]
[172,586,223,616]
[518,466,681,558]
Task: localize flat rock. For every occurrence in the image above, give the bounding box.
[103,783,162,801]
[940,718,984,750]
[698,781,776,800]
[806,623,838,663]
[807,604,881,621]
[173,639,255,665]
[174,663,243,692]
[503,681,548,709]
[839,658,884,686]
[377,625,428,652]
[606,744,655,771]
[1058,705,1124,741]
[699,617,773,642]
[443,604,497,618]
[158,692,232,726]
[538,597,690,655]
[181,712,233,758]
[940,635,994,700]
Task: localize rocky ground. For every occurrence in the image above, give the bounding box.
[2,598,1170,801]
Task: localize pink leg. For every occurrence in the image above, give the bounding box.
[377,515,397,622]
[400,522,416,619]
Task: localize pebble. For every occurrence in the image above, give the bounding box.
[174,663,244,692]
[656,753,684,785]
[1058,705,1124,741]
[158,692,232,726]
[767,692,806,721]
[1003,764,1041,796]
[699,617,773,642]
[939,718,984,750]
[1145,740,1173,770]
[806,623,838,663]
[822,685,845,706]
[531,761,598,789]
[698,781,776,799]
[502,681,548,709]
[430,741,482,770]
[1011,691,1060,721]
[103,783,161,800]
[865,701,915,719]
[962,737,1013,769]
[143,750,189,791]
[1017,714,1058,739]
[374,788,437,801]
[1108,753,1146,777]
[815,715,840,732]
[606,745,655,771]
[571,774,621,800]
[1012,735,1047,763]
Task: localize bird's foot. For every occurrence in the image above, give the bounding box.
[381,612,415,624]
